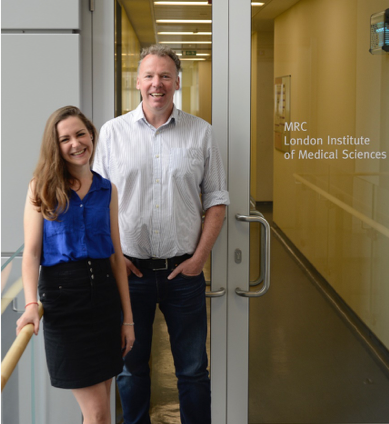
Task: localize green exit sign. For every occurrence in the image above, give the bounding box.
[183,51,197,56]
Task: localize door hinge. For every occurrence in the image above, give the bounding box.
[89,0,95,12]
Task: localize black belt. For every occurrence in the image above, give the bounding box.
[124,254,192,271]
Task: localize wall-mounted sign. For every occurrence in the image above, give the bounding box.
[274,75,291,153]
[370,8,389,54]
[183,51,197,57]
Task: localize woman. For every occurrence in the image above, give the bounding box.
[16,106,135,424]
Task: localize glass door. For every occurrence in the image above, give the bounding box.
[247,1,389,423]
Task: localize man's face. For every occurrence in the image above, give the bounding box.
[137,54,180,118]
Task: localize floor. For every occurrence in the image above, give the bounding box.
[121,204,389,424]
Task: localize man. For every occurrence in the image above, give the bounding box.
[93,44,229,424]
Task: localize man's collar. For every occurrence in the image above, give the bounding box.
[133,103,145,122]
[134,102,178,126]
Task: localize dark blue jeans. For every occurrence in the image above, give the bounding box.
[117,268,211,424]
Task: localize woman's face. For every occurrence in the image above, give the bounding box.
[57,116,93,170]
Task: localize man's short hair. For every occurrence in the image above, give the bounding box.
[138,44,182,75]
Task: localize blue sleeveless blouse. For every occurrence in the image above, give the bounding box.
[41,171,115,266]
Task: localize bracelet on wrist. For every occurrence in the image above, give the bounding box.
[25,302,39,309]
[122,322,135,326]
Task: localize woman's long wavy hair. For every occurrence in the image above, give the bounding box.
[32,106,98,221]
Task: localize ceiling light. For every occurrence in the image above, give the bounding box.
[158,32,212,35]
[159,41,212,44]
[177,53,210,56]
[156,19,212,24]
[155,2,210,5]
[155,1,263,5]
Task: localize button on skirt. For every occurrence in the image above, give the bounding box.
[38,258,123,389]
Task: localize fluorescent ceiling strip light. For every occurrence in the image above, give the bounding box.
[155,2,210,5]
[159,41,212,44]
[157,19,212,23]
[155,1,264,4]
[176,53,210,56]
[158,32,212,35]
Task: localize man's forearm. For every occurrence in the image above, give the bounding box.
[191,204,226,268]
[167,204,226,279]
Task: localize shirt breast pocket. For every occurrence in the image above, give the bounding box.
[169,148,203,179]
[88,207,111,236]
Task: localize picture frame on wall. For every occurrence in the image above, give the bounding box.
[274,75,291,153]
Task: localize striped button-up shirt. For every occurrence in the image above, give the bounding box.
[93,103,230,259]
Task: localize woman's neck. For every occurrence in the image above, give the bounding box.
[68,166,94,198]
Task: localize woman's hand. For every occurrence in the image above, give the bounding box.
[121,324,135,357]
[16,305,40,336]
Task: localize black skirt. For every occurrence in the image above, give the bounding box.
[39,258,123,389]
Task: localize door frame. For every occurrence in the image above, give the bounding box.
[211,1,253,423]
[88,1,254,422]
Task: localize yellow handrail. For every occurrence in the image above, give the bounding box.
[293,173,389,238]
[1,302,44,392]
[1,277,23,314]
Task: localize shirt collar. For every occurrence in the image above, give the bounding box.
[89,170,110,193]
[134,102,178,127]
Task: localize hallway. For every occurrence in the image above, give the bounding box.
[144,204,389,424]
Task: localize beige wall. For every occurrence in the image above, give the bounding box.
[251,31,274,201]
[120,6,140,114]
[181,60,212,124]
[198,61,212,124]
[273,0,389,348]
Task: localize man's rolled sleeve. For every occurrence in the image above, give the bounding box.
[202,190,230,210]
[201,130,230,210]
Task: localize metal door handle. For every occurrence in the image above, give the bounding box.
[249,210,264,286]
[235,213,271,297]
[206,287,226,298]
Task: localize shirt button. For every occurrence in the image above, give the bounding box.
[156,205,159,209]
[154,230,159,234]
[80,204,83,208]
[155,179,160,183]
[155,155,160,158]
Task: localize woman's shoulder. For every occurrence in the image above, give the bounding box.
[28,178,37,194]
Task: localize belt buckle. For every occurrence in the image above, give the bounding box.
[152,258,168,271]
